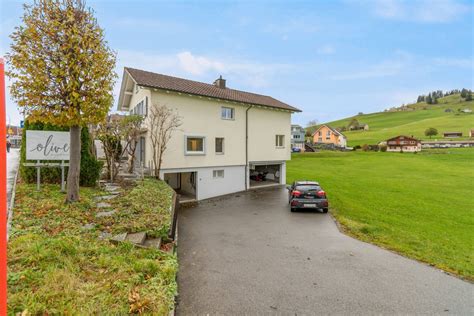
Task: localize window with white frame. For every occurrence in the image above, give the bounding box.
[326,130,331,139]
[213,169,224,178]
[185,136,205,154]
[275,135,285,147]
[221,107,234,120]
[215,137,224,154]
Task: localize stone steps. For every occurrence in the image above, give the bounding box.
[110,231,161,250]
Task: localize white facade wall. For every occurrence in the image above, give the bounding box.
[387,145,421,152]
[247,106,291,162]
[145,90,247,169]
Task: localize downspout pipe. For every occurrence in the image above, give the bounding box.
[245,105,253,190]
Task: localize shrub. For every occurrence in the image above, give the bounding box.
[379,145,387,152]
[79,127,103,186]
[353,145,361,151]
[20,120,102,186]
[361,144,369,151]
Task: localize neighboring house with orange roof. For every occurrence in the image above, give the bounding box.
[311,125,347,148]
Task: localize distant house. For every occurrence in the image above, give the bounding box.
[470,129,474,138]
[386,135,421,152]
[444,108,453,113]
[443,132,462,138]
[312,125,347,148]
[461,109,472,113]
[291,124,306,152]
[348,122,369,131]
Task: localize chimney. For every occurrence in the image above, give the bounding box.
[213,75,226,89]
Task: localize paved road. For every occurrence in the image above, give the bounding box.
[177,187,473,315]
[7,148,20,210]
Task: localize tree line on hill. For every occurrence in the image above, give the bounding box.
[416,88,472,104]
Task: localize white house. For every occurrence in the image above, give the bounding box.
[117,68,301,201]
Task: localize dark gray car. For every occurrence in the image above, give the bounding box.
[287,181,329,213]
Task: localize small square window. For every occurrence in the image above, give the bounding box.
[185,136,205,154]
[221,107,234,120]
[215,137,224,154]
[213,170,224,178]
[276,135,285,147]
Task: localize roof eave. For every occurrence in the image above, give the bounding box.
[117,69,137,112]
[139,83,301,113]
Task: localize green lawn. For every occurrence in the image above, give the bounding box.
[287,149,474,279]
[8,179,177,315]
[312,94,474,146]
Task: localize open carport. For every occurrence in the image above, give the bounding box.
[176,187,472,314]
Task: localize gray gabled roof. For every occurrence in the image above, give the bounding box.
[123,67,301,112]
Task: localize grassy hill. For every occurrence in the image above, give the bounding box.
[287,149,474,279]
[314,94,474,146]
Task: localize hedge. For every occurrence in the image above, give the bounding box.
[20,121,103,186]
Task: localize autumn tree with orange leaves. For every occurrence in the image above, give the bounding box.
[7,0,116,202]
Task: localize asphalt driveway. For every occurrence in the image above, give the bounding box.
[177,187,473,315]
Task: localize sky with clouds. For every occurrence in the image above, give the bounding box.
[1,0,473,126]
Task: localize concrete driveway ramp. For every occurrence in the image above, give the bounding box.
[177,187,473,315]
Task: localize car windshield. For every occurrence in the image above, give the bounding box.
[295,185,321,192]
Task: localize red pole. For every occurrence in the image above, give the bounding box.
[0,57,7,314]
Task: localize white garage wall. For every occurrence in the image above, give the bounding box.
[196,165,246,200]
[160,165,246,200]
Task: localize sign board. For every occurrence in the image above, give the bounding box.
[26,130,70,161]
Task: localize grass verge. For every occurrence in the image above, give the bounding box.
[287,149,474,280]
[8,179,177,315]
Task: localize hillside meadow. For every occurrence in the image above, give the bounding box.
[318,94,474,146]
[287,149,474,280]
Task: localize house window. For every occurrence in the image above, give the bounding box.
[185,136,205,155]
[133,99,148,117]
[293,134,300,139]
[318,137,322,142]
[221,107,234,120]
[318,131,322,136]
[215,137,224,154]
[276,135,285,147]
[326,130,331,139]
[213,169,224,178]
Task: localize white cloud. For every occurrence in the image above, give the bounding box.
[317,44,335,55]
[177,52,226,75]
[370,0,471,23]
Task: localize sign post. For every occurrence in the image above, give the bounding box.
[25,130,70,191]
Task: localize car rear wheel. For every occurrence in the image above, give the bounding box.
[290,207,296,212]
[322,208,328,213]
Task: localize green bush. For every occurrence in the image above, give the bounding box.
[20,121,102,186]
[79,127,103,186]
[379,145,388,152]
